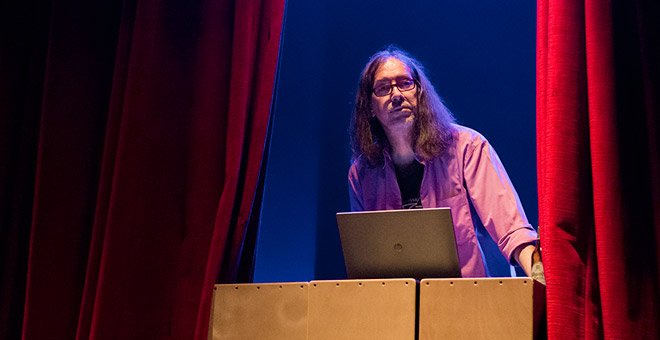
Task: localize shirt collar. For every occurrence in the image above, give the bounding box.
[382,148,427,169]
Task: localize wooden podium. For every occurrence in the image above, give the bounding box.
[209,278,545,339]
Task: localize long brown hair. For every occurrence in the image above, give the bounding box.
[350,47,456,165]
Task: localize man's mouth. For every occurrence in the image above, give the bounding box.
[391,106,412,113]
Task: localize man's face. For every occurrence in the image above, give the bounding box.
[370,57,418,134]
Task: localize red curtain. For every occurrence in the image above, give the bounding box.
[537,0,659,339]
[0,0,285,338]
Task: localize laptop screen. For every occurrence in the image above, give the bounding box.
[336,208,461,280]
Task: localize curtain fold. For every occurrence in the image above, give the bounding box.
[0,3,51,340]
[0,0,285,338]
[537,0,660,339]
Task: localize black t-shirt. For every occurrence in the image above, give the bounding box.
[394,160,424,209]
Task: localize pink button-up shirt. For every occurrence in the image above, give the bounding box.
[348,125,537,277]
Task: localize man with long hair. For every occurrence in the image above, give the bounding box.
[348,47,538,277]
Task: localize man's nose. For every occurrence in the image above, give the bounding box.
[391,84,404,96]
[391,89,404,104]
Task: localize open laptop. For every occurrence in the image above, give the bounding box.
[336,208,461,280]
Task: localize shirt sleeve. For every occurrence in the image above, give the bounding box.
[348,162,365,211]
[462,133,538,264]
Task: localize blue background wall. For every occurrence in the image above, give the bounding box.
[253,1,537,282]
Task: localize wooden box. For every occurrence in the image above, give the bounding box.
[209,282,309,340]
[419,278,545,340]
[307,279,416,340]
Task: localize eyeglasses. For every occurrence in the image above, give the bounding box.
[372,78,416,97]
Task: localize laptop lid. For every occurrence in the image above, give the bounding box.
[336,208,461,280]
